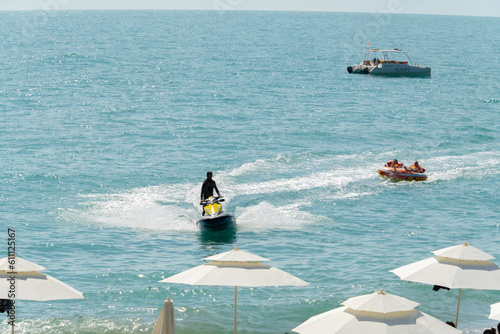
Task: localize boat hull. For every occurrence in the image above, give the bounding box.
[197,213,236,231]
[348,64,431,77]
[378,168,428,182]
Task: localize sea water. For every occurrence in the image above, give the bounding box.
[0,10,499,334]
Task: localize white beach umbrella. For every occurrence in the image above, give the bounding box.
[390,242,500,327]
[159,247,309,334]
[489,302,500,321]
[292,289,462,334]
[0,256,45,272]
[152,297,175,334]
[0,255,84,334]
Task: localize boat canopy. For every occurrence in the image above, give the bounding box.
[366,48,406,52]
[363,48,415,65]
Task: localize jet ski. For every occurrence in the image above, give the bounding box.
[378,161,428,182]
[197,196,236,231]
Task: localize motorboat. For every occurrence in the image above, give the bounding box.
[378,161,428,182]
[347,49,431,76]
[197,196,236,231]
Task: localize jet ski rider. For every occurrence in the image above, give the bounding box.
[200,171,222,216]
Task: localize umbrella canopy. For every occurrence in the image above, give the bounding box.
[0,255,84,334]
[162,260,307,287]
[489,302,500,321]
[152,297,175,334]
[391,243,500,289]
[292,289,462,334]
[390,242,500,327]
[160,247,308,334]
[0,271,84,301]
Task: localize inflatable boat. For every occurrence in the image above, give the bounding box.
[378,167,428,182]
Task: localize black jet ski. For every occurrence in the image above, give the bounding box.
[197,196,236,231]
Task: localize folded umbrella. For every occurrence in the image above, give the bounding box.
[152,297,175,334]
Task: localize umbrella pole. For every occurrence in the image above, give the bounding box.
[234,286,237,334]
[11,299,14,334]
[455,288,462,328]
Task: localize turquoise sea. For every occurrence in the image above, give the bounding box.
[1,10,499,334]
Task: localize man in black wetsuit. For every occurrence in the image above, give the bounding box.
[200,171,222,215]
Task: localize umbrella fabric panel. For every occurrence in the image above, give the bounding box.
[342,291,420,313]
[0,271,84,301]
[161,264,215,285]
[0,257,45,272]
[292,306,354,333]
[203,248,269,262]
[433,243,495,261]
[391,258,459,287]
[489,302,500,321]
[162,262,308,287]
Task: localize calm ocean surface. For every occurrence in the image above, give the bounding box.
[1,10,499,334]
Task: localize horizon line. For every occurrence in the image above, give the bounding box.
[0,7,498,18]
